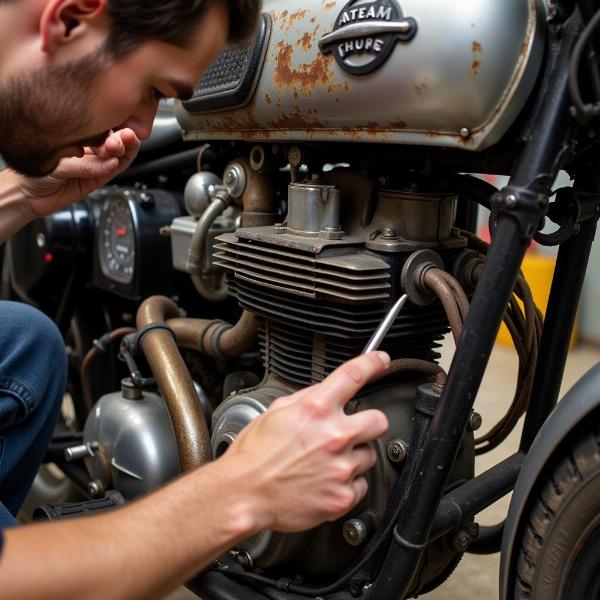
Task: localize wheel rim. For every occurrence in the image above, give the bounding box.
[562,513,600,600]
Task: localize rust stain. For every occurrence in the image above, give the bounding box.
[311,17,316,23]
[367,121,379,129]
[274,41,334,96]
[269,110,326,129]
[265,94,272,105]
[324,1,336,10]
[470,60,481,77]
[290,9,308,24]
[390,120,408,129]
[470,41,483,78]
[299,32,313,51]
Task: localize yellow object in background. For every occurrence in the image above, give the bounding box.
[496,252,579,348]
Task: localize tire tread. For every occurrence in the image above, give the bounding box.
[514,425,600,599]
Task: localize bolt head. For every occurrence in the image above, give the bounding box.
[452,530,472,552]
[382,227,398,240]
[88,479,105,498]
[288,146,302,166]
[36,233,46,248]
[505,194,518,209]
[387,439,408,463]
[469,412,483,431]
[343,518,368,546]
[460,127,471,139]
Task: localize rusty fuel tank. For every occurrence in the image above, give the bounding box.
[177,0,547,151]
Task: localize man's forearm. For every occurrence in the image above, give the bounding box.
[0,169,34,245]
[0,457,259,600]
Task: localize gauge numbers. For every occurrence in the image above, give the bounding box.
[98,196,136,285]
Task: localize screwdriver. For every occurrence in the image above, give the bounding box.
[362,294,409,354]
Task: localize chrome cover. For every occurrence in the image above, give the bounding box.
[178,0,547,151]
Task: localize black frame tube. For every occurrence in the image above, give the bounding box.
[520,217,598,450]
[429,453,524,543]
[365,15,580,599]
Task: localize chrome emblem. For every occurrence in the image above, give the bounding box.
[319,0,417,75]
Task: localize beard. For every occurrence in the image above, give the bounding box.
[0,49,110,177]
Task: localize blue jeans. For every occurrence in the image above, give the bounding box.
[0,301,67,526]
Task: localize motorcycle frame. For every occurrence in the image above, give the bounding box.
[191,5,600,599]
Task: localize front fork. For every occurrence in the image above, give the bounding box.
[365,11,600,599]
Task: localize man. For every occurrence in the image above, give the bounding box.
[0,0,391,598]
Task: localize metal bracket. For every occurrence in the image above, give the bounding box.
[490,186,549,242]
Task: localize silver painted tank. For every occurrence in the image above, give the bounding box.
[178,0,547,151]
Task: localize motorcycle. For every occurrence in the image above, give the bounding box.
[7,0,600,598]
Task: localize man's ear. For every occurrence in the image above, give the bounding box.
[40,0,107,54]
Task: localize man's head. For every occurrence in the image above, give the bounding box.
[0,0,260,177]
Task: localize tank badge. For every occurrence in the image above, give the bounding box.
[319,0,417,75]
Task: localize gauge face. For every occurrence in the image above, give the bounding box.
[98,196,136,285]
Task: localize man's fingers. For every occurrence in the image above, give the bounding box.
[119,128,140,159]
[350,476,369,507]
[346,409,389,446]
[57,155,119,179]
[269,385,318,411]
[307,352,390,411]
[350,443,378,478]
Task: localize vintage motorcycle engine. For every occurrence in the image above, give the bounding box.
[197,163,476,583]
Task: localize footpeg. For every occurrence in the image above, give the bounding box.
[33,490,125,521]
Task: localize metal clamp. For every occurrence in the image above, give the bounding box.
[119,325,176,390]
[489,186,549,242]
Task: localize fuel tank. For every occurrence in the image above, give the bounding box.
[177,0,547,151]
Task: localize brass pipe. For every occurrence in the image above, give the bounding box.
[136,296,212,471]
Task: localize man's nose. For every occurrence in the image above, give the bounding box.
[120,103,158,141]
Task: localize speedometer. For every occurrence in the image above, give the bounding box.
[98,195,136,285]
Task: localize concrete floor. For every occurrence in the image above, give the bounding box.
[165,341,600,600]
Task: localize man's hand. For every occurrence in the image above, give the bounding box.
[223,351,391,533]
[21,128,140,218]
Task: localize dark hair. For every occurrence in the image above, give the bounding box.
[104,0,261,57]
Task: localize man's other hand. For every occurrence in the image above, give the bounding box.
[222,351,391,534]
[21,128,140,217]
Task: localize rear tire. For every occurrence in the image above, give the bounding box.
[515,425,600,599]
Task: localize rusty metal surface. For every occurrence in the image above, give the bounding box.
[215,231,391,302]
[178,0,547,151]
[136,296,212,471]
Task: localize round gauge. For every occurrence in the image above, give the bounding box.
[98,195,136,285]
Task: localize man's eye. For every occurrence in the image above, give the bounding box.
[149,88,167,101]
